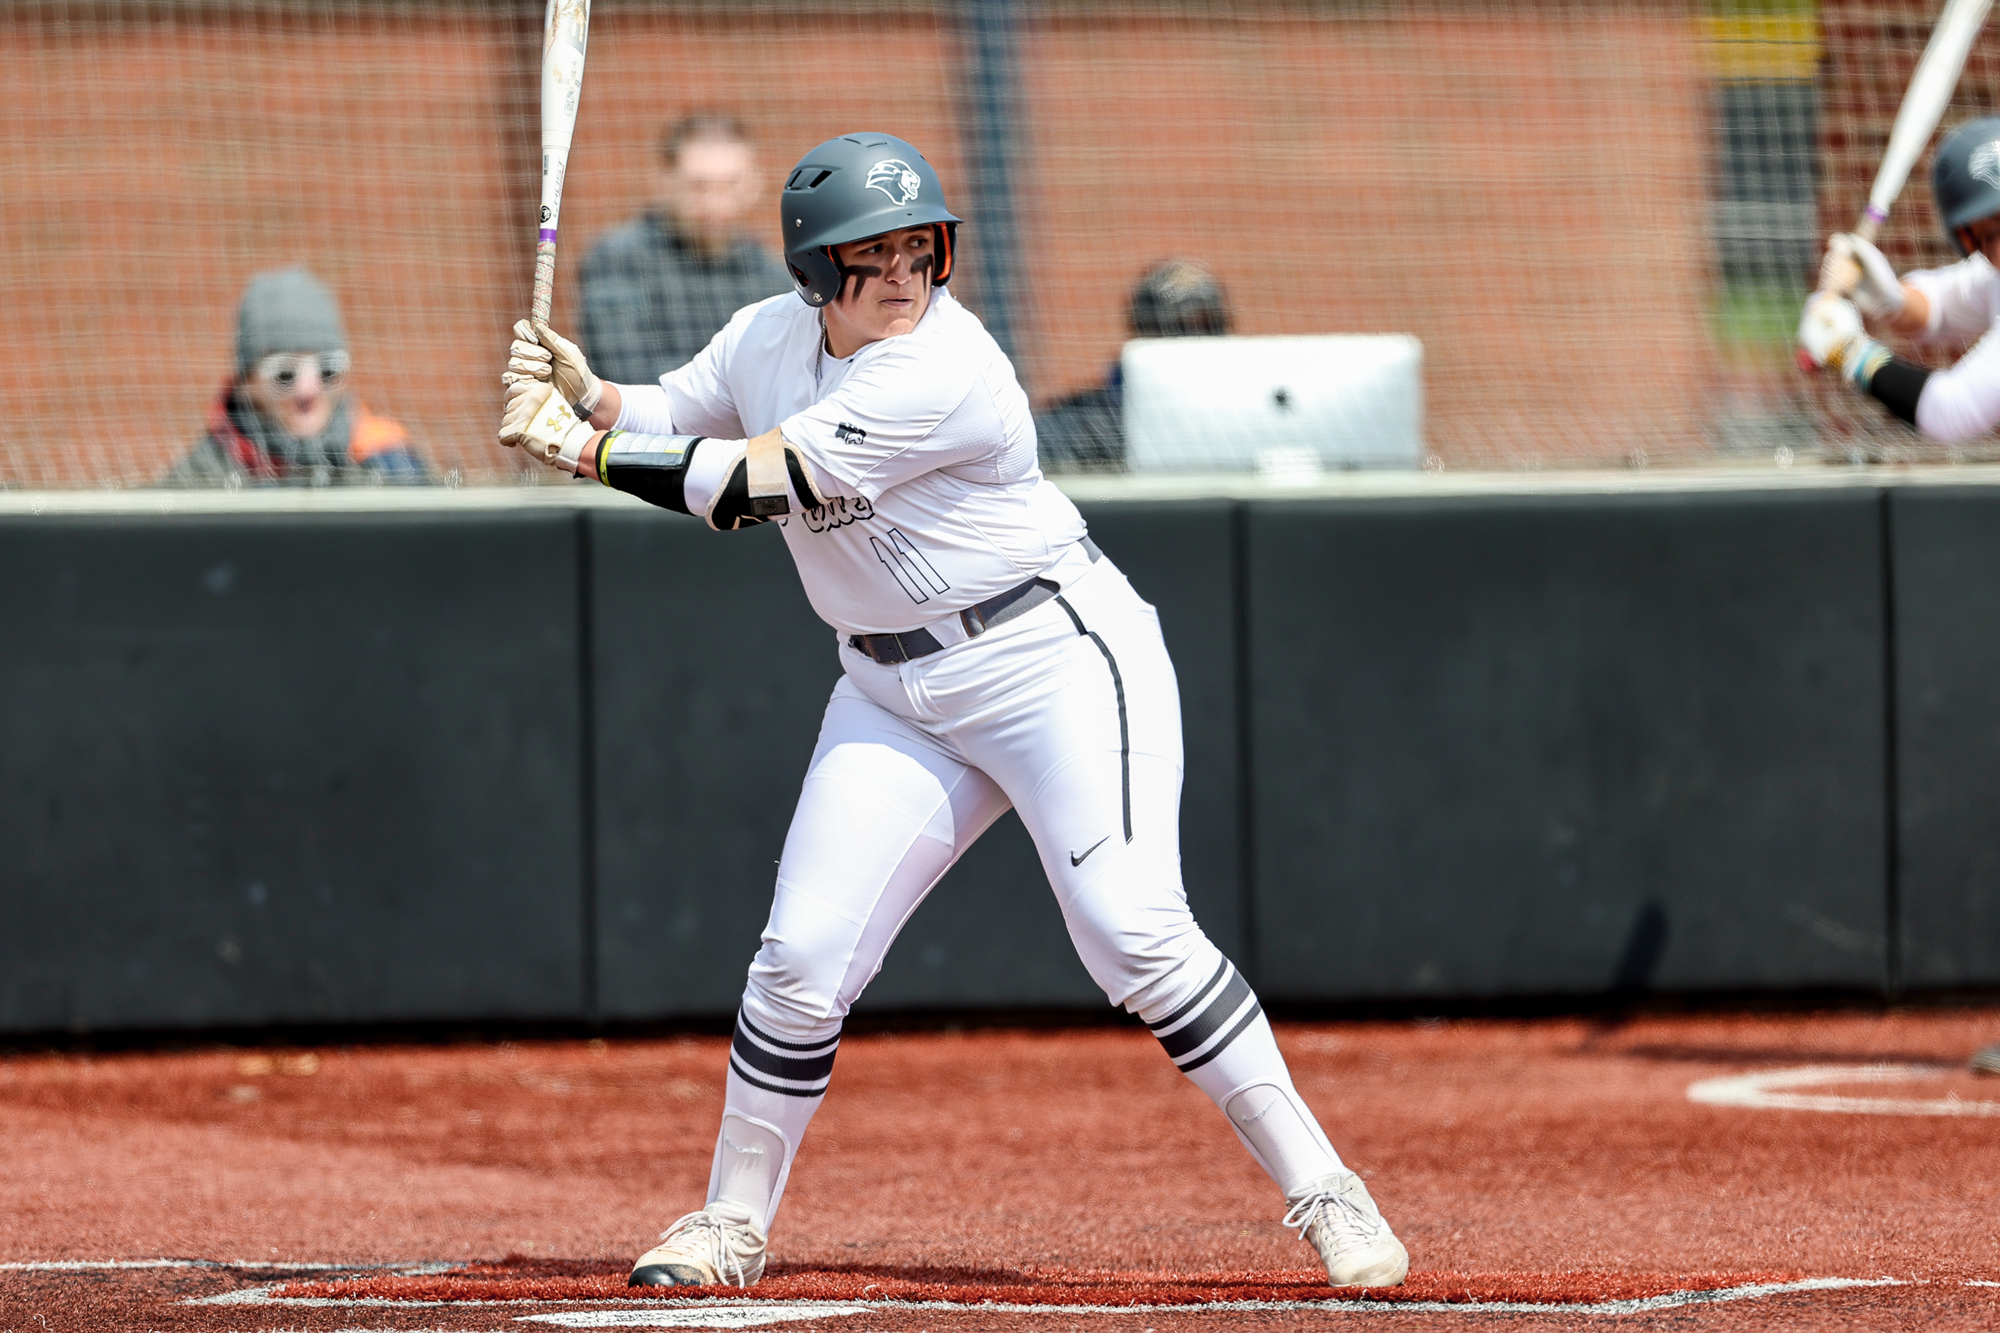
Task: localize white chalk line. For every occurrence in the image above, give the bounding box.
[1687,1064,2000,1116]
[10,1261,1981,1319]
[168,1275,1917,1317]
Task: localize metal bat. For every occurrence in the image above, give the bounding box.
[1822,0,1992,303]
[532,0,591,325]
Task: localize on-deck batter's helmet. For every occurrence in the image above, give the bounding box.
[781,132,962,307]
[1933,116,2000,255]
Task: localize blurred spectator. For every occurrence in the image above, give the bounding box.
[578,112,793,383]
[162,268,430,487]
[1035,259,1231,472]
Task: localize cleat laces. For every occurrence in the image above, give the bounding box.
[1284,1188,1382,1251]
[655,1208,757,1287]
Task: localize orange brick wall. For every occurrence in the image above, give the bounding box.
[2,3,1716,486]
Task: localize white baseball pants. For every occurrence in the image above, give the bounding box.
[701,552,1349,1231]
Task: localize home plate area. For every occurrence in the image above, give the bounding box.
[208,1259,1897,1319]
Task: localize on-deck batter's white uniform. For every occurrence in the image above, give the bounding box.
[1899,253,2000,440]
[607,284,1353,1241]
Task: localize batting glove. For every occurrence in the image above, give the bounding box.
[500,377,595,472]
[1797,293,1891,389]
[1821,233,1906,321]
[508,318,604,415]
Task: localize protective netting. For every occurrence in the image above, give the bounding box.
[3,0,1997,488]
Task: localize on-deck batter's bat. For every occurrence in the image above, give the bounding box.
[532,0,591,325]
[1824,0,1993,292]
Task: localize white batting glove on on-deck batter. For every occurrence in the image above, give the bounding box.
[1820,233,1906,321]
[1797,293,1889,388]
[507,318,604,415]
[499,377,594,472]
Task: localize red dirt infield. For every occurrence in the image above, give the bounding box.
[3,1008,1998,1330]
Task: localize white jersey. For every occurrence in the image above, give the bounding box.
[1901,252,2000,441]
[616,288,1086,636]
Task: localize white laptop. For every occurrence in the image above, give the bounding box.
[1121,333,1423,474]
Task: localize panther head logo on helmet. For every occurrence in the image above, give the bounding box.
[864,159,923,207]
[1973,141,2000,191]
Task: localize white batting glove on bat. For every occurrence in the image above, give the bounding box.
[500,378,594,472]
[1797,293,1890,387]
[1821,233,1906,321]
[508,318,603,414]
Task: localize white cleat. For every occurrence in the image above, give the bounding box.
[1284,1171,1410,1288]
[627,1200,768,1288]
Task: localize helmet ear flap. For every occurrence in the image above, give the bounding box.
[788,247,843,307]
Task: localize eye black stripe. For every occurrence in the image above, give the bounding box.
[732,1026,840,1083]
[729,1055,828,1099]
[1155,968,1254,1059]
[1174,999,1264,1074]
[1147,957,1232,1033]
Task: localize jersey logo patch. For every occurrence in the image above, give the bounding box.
[1973,141,2000,190]
[864,160,922,207]
[835,421,868,448]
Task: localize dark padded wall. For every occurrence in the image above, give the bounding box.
[1244,491,1888,1001]
[0,512,587,1032]
[1889,488,2000,989]
[587,501,1239,1019]
[589,513,840,1018]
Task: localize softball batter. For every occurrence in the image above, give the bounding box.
[499,132,1408,1291]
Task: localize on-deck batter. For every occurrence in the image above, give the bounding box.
[1801,116,2000,440]
[497,131,1409,1292]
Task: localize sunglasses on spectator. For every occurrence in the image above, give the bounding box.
[254,350,350,393]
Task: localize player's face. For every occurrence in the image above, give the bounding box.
[823,226,935,356]
[1968,214,2000,265]
[243,349,346,439]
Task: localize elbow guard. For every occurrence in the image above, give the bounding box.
[596,429,832,531]
[701,430,832,530]
[742,428,832,519]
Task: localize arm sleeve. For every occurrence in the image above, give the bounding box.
[1912,324,2000,441]
[778,343,987,500]
[613,384,678,434]
[1904,255,2000,344]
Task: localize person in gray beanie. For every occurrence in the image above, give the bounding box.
[161,267,431,486]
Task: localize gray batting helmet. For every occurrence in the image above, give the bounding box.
[780,132,962,307]
[1933,116,2000,255]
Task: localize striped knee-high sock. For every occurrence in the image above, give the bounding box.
[706,1008,841,1231]
[1145,956,1347,1197]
